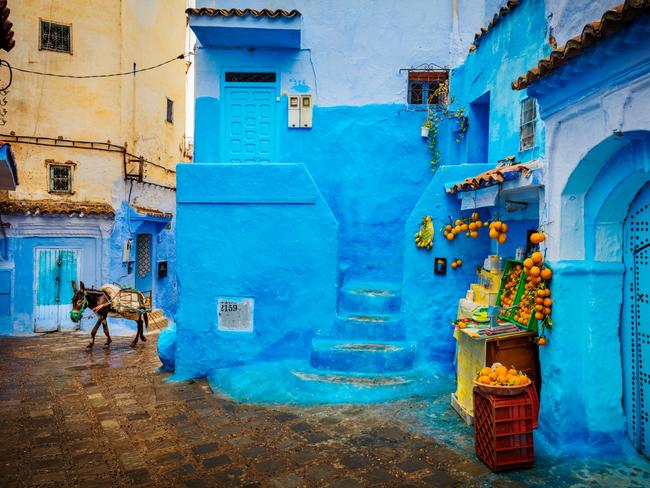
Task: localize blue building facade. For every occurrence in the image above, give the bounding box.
[173,1,488,380]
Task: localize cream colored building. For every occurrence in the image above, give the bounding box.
[0,0,189,335]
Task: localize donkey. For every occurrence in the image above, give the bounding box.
[70,281,149,349]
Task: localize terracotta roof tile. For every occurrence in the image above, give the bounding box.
[186,8,301,19]
[0,199,115,216]
[132,205,172,220]
[469,0,520,53]
[447,164,533,193]
[512,0,650,90]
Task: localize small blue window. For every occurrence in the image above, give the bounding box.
[0,270,10,316]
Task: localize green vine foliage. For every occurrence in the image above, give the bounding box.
[422,81,468,172]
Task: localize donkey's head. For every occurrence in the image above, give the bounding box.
[70,281,87,323]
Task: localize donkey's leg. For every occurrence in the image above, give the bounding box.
[140,314,147,341]
[87,317,103,349]
[131,318,142,347]
[101,317,112,347]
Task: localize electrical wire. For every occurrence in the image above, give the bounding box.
[11,54,188,79]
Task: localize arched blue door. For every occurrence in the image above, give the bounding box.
[623,182,650,457]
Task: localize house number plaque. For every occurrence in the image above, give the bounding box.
[217,297,254,332]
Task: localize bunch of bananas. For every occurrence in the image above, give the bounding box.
[415,215,434,250]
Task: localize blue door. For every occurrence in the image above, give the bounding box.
[623,182,650,457]
[35,248,79,332]
[135,233,152,294]
[223,84,278,163]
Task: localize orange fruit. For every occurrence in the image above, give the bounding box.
[480,367,492,376]
[531,251,543,265]
[469,222,477,231]
[543,298,552,307]
[455,219,462,226]
[544,288,551,297]
[454,225,462,234]
[456,259,463,266]
[476,221,483,228]
[536,232,546,243]
[446,224,452,231]
[543,307,551,315]
[537,289,545,297]
[530,266,541,277]
[495,365,508,377]
[541,268,552,280]
[461,223,469,232]
[451,262,457,269]
[535,312,544,320]
[471,212,479,221]
[488,372,497,381]
[497,375,507,384]
[470,231,478,238]
[479,375,490,384]
[501,223,509,233]
[498,233,507,244]
[508,368,518,376]
[492,221,502,232]
[535,304,543,312]
[489,229,499,239]
[538,337,547,346]
[523,258,533,268]
[446,233,454,241]
[530,232,540,244]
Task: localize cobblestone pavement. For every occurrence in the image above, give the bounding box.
[0,332,527,488]
[6,333,650,488]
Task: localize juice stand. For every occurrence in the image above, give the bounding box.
[440,162,547,425]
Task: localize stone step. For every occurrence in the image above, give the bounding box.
[338,282,401,316]
[146,309,168,331]
[310,339,416,373]
[291,370,412,387]
[334,314,405,341]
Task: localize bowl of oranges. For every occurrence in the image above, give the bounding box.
[474,362,531,396]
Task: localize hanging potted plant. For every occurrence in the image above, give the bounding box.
[421,107,434,138]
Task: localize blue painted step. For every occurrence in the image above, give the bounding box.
[334,314,405,341]
[310,339,416,373]
[339,283,401,315]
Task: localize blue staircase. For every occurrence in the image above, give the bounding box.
[309,282,416,374]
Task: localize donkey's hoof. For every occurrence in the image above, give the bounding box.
[140,336,147,342]
[103,341,111,348]
[86,343,93,350]
[130,341,137,348]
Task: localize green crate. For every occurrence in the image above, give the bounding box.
[494,260,526,320]
[504,262,553,333]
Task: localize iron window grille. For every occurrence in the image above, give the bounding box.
[225,72,276,83]
[40,20,71,54]
[48,164,73,193]
[400,65,449,109]
[520,98,537,151]
[166,98,174,124]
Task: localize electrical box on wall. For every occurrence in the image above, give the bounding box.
[288,95,300,128]
[300,94,313,128]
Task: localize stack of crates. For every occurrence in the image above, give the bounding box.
[473,388,534,471]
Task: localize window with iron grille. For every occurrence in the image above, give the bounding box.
[520,98,537,151]
[407,71,448,106]
[166,98,174,124]
[40,20,71,53]
[225,72,276,83]
[48,164,73,193]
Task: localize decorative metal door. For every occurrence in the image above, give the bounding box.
[34,248,78,332]
[135,234,152,294]
[223,86,277,163]
[623,182,650,457]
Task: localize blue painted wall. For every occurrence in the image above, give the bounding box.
[401,0,550,364]
[174,163,339,378]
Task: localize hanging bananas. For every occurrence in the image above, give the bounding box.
[415,215,434,250]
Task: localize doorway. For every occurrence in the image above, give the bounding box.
[221,71,279,163]
[34,248,79,332]
[622,182,650,457]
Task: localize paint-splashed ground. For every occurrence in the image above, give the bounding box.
[0,332,648,487]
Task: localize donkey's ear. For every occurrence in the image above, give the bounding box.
[80,281,86,291]
[71,281,77,292]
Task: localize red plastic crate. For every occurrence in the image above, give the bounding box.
[473,388,534,472]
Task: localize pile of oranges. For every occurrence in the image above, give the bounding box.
[443,212,483,241]
[476,363,530,387]
[499,264,523,308]
[488,221,508,244]
[514,251,553,326]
